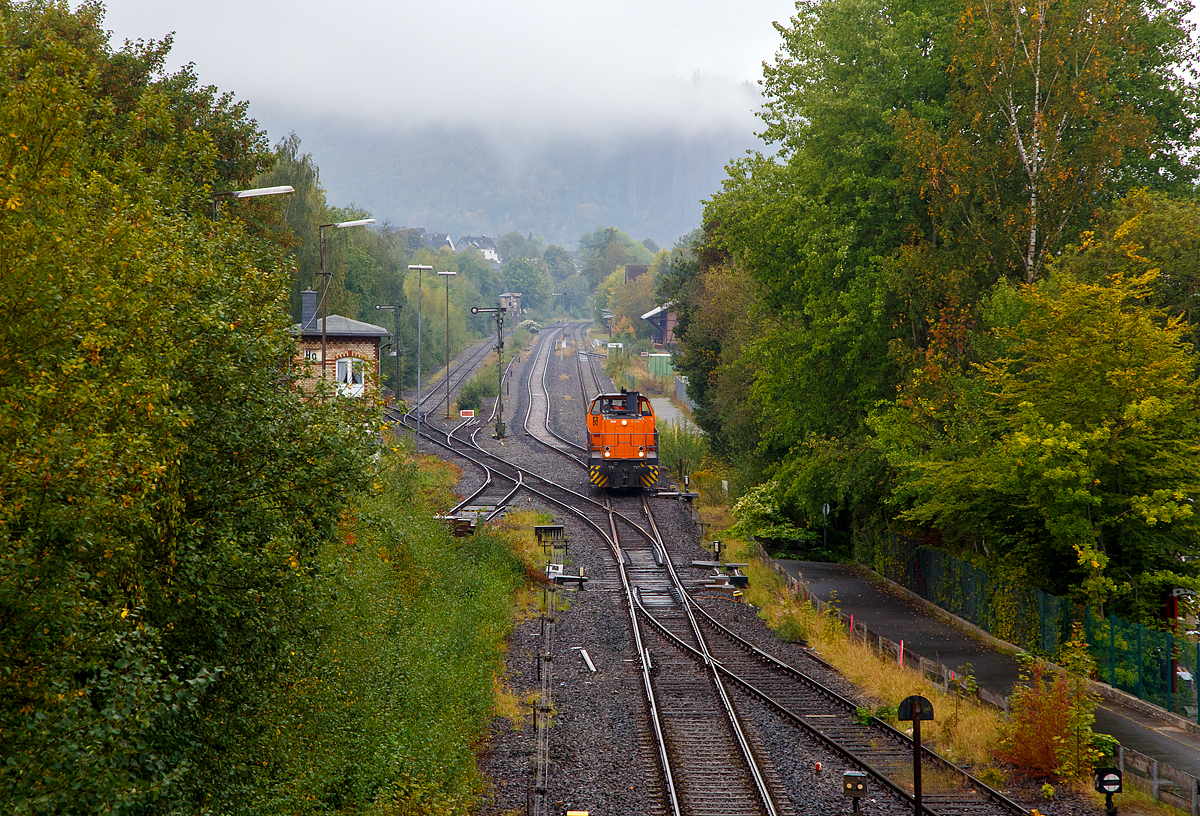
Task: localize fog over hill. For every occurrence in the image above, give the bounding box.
[277,120,763,250]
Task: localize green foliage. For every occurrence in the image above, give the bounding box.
[501,256,550,310]
[0,5,373,811]
[658,422,708,477]
[578,226,653,288]
[237,451,526,815]
[730,480,818,545]
[458,365,500,412]
[872,269,1200,606]
[543,244,576,281]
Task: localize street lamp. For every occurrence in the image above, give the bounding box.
[210,185,294,219]
[318,218,376,385]
[409,264,433,450]
[437,269,457,419]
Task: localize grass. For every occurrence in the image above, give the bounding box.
[242,442,548,815]
[699,505,1004,770]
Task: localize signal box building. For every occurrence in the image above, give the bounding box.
[499,292,523,316]
[292,288,390,398]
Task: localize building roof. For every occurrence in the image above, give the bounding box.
[292,315,390,338]
[641,301,677,321]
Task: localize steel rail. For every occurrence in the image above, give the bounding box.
[639,494,780,816]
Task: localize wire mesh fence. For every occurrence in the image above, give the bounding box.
[881,535,1200,722]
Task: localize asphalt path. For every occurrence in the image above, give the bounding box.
[776,559,1200,780]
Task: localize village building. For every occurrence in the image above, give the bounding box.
[292,288,390,398]
[457,235,501,265]
[641,301,678,349]
[624,264,649,284]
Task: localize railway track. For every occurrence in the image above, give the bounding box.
[398,326,1031,815]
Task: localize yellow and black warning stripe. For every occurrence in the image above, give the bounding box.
[589,466,609,487]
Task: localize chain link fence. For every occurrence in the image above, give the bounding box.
[881,535,1200,722]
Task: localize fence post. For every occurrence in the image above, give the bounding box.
[1139,623,1145,701]
[1169,631,1174,714]
[1111,615,1117,688]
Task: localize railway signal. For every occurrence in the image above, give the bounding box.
[1094,767,1121,815]
[471,304,507,437]
[843,771,867,813]
[898,695,934,816]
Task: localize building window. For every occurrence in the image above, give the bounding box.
[336,357,366,397]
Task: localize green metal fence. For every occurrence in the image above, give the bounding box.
[881,536,1200,722]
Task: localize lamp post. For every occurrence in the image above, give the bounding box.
[210,185,294,219]
[552,291,566,325]
[318,218,376,385]
[374,303,404,405]
[409,264,433,449]
[437,269,457,419]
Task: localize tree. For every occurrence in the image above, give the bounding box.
[0,6,373,810]
[578,226,653,287]
[501,256,550,309]
[894,0,1198,283]
[871,270,1200,611]
[543,244,576,281]
[497,230,543,263]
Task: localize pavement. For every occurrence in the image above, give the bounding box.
[777,559,1200,779]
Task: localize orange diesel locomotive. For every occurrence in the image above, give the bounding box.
[587,390,659,489]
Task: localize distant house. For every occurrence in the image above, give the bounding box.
[292,288,390,398]
[499,292,523,316]
[625,264,649,284]
[641,301,678,349]
[458,235,500,264]
[425,232,454,252]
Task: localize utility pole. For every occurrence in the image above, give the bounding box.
[409,264,432,450]
[374,303,405,407]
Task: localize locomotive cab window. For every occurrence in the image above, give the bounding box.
[639,397,652,416]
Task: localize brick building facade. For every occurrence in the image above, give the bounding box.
[293,289,390,398]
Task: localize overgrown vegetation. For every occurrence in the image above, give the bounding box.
[661,0,1200,622]
[0,6,540,812]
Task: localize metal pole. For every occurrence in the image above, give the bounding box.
[446,275,452,420]
[913,714,923,816]
[319,225,329,385]
[496,308,504,437]
[417,269,422,448]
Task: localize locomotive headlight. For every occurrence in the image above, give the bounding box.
[621,419,628,426]
[604,446,611,458]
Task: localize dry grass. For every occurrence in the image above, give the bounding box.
[491,674,529,729]
[1090,788,1188,815]
[696,519,1004,769]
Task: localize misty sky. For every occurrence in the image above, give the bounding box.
[96,0,797,138]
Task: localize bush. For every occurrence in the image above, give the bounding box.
[458,366,499,411]
[998,645,1101,782]
[658,423,708,478]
